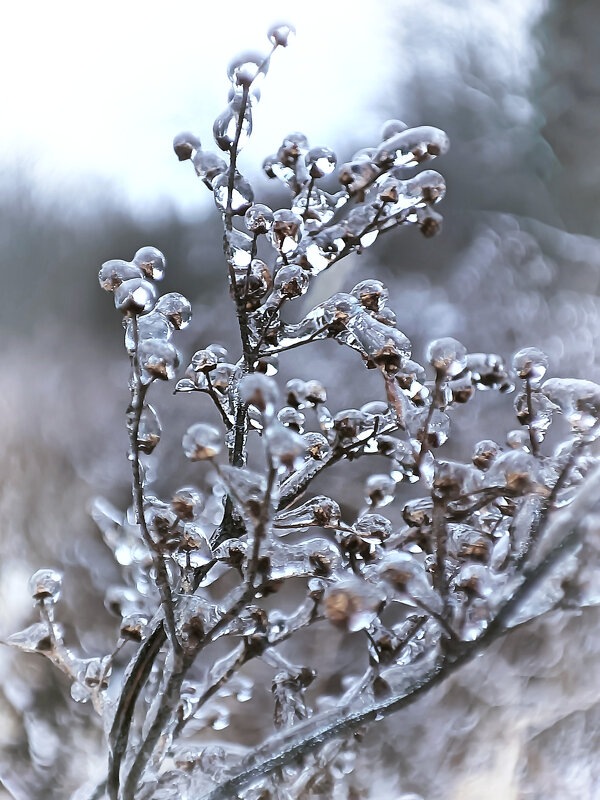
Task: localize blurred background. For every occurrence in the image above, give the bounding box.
[1,0,600,798]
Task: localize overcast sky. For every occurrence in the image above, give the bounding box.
[0,0,543,217]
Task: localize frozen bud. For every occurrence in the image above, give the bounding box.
[305,146,337,178]
[137,404,161,454]
[213,172,254,215]
[245,203,274,234]
[234,258,271,309]
[426,337,467,376]
[213,99,252,152]
[120,613,149,642]
[486,450,540,493]
[227,51,267,87]
[513,347,549,385]
[192,150,227,182]
[542,378,600,433]
[380,119,408,140]
[211,363,235,392]
[133,246,166,281]
[191,349,219,373]
[125,310,173,353]
[302,225,347,274]
[286,379,309,408]
[171,486,204,521]
[273,264,309,298]
[114,278,157,314]
[267,21,295,47]
[304,380,327,405]
[506,428,531,451]
[351,279,389,313]
[83,657,111,690]
[264,424,306,469]
[472,440,500,470]
[239,373,279,415]
[277,406,305,432]
[374,125,450,168]
[28,568,63,602]
[155,292,192,330]
[417,206,443,238]
[138,339,179,382]
[99,259,143,292]
[334,408,365,440]
[279,132,309,165]
[303,432,331,460]
[324,578,382,632]
[402,497,433,527]
[434,460,478,500]
[364,474,396,507]
[173,131,201,161]
[269,209,304,255]
[339,159,379,197]
[183,423,222,461]
[255,354,278,376]
[448,372,475,404]
[276,496,341,529]
[354,514,392,541]
[175,524,213,568]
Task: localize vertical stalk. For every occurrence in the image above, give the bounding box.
[128,314,181,657]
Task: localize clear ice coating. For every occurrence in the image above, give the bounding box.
[213,97,252,153]
[133,246,166,281]
[155,293,192,330]
[114,278,158,314]
[182,423,222,460]
[213,172,254,215]
[542,378,600,433]
[45,25,600,800]
[512,346,549,385]
[173,131,201,161]
[137,404,162,454]
[28,568,63,602]
[98,259,143,292]
[137,339,180,383]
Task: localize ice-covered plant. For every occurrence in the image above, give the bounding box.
[6,22,600,800]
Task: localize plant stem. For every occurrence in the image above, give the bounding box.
[128,314,181,658]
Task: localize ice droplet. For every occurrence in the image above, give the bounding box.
[114,279,157,315]
[513,346,549,385]
[125,310,173,353]
[305,146,337,178]
[28,569,63,602]
[182,423,222,461]
[268,209,304,256]
[374,125,449,168]
[324,578,383,632]
[173,131,201,161]
[245,203,274,234]
[98,259,143,292]
[213,172,254,215]
[426,337,467,376]
[138,339,179,383]
[155,293,192,330]
[192,149,227,183]
[133,246,166,281]
[137,404,161,454]
[267,22,296,47]
[213,98,252,152]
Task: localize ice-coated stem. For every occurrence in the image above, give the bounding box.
[128,314,181,657]
[198,524,583,800]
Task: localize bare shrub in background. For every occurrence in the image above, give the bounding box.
[4,23,600,800]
